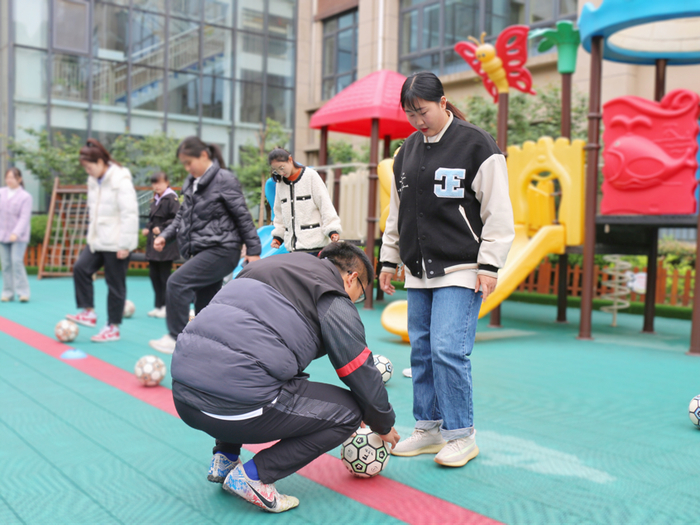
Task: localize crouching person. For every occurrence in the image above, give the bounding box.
[171,242,399,513]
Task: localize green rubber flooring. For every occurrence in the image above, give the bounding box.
[1,275,699,524]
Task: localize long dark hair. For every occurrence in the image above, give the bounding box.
[177,136,226,169]
[5,167,24,188]
[400,72,466,121]
[79,138,120,166]
[268,147,303,169]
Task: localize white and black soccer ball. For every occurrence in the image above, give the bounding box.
[55,320,79,342]
[123,300,136,318]
[373,354,393,384]
[689,395,700,427]
[340,427,391,478]
[134,355,167,387]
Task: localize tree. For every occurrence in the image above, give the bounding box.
[110,133,187,185]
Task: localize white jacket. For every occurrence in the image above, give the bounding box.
[271,167,342,252]
[86,163,139,252]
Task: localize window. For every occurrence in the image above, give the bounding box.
[53,0,90,55]
[399,0,576,77]
[322,10,358,100]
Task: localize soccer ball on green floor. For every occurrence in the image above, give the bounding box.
[123,300,136,318]
[689,395,700,427]
[373,354,393,384]
[340,427,391,478]
[134,355,167,387]
[55,320,79,342]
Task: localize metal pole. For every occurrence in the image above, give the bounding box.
[318,125,328,182]
[384,134,391,159]
[642,228,658,333]
[579,36,604,340]
[163,0,171,132]
[364,118,379,309]
[654,58,667,102]
[557,72,573,323]
[490,92,509,328]
[689,210,700,354]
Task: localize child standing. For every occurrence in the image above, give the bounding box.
[0,167,33,302]
[66,139,139,342]
[142,172,180,318]
[268,148,341,256]
[379,72,514,467]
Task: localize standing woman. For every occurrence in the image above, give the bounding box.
[66,139,139,342]
[268,148,342,256]
[379,72,514,467]
[149,137,261,354]
[0,168,33,302]
[142,172,180,318]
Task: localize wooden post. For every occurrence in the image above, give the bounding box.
[654,59,667,102]
[643,228,659,333]
[579,36,603,340]
[384,135,391,159]
[690,211,700,354]
[364,118,380,309]
[318,126,328,182]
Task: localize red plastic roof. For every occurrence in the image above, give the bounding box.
[309,70,416,139]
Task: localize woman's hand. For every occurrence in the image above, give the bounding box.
[379,427,401,449]
[116,249,130,260]
[245,255,261,264]
[152,226,161,236]
[379,271,395,295]
[141,228,149,237]
[475,274,498,301]
[153,236,166,252]
[271,239,281,249]
[330,233,340,242]
[9,234,17,243]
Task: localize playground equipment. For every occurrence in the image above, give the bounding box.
[600,255,632,327]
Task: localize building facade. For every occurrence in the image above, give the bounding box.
[0,0,297,210]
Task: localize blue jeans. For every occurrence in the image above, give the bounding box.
[0,241,30,299]
[407,286,481,440]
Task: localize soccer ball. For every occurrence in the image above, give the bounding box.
[340,427,391,478]
[689,395,700,427]
[134,355,167,387]
[123,300,136,318]
[55,320,79,342]
[373,354,393,384]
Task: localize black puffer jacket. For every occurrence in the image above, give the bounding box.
[160,161,261,258]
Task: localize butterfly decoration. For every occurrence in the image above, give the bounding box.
[454,25,536,103]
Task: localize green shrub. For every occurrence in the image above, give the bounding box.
[30,215,48,247]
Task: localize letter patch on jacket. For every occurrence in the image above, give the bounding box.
[434,168,465,198]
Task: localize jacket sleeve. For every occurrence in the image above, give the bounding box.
[471,153,515,277]
[221,173,262,256]
[12,192,33,238]
[271,187,284,241]
[380,146,405,270]
[310,171,342,237]
[319,295,395,435]
[117,171,139,251]
[160,201,183,242]
[161,197,180,230]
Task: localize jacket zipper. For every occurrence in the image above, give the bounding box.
[290,183,297,250]
[459,205,480,242]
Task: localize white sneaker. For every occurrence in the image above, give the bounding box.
[147,308,160,317]
[434,433,479,467]
[148,307,167,318]
[149,334,176,354]
[391,426,446,457]
[402,367,412,378]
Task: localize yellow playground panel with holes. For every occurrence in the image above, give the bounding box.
[380,136,585,342]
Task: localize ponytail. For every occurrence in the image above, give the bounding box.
[446,101,466,121]
[177,136,227,169]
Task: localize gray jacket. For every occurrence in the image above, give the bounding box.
[160,161,261,258]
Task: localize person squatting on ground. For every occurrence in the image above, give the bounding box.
[67,139,139,343]
[142,171,180,319]
[149,137,261,354]
[0,167,33,303]
[380,72,514,467]
[268,148,342,256]
[171,242,400,513]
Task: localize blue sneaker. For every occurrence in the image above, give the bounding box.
[207,453,241,484]
[223,464,299,513]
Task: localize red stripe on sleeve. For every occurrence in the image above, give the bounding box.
[336,347,371,378]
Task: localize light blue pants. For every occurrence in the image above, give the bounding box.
[0,241,30,300]
[407,286,481,440]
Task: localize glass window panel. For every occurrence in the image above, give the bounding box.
[52,53,89,103]
[400,0,422,7]
[170,18,200,72]
[401,10,418,55]
[202,76,227,119]
[92,59,128,107]
[94,3,129,61]
[265,87,293,128]
[338,11,356,29]
[15,48,47,102]
[171,0,202,19]
[238,1,264,32]
[399,53,439,76]
[559,0,577,16]
[54,0,90,54]
[443,48,470,75]
[238,32,264,80]
[337,29,355,74]
[486,0,525,35]
[133,0,165,12]
[206,0,234,27]
[335,73,354,96]
[167,71,199,116]
[266,38,294,87]
[130,66,164,112]
[322,78,335,100]
[444,0,479,46]
[323,36,335,77]
[131,11,166,68]
[237,82,263,124]
[14,0,49,48]
[530,0,554,24]
[324,18,338,35]
[423,4,440,50]
[91,114,127,149]
[268,0,295,39]
[203,26,232,77]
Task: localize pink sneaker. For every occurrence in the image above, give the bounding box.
[91,324,120,343]
[67,309,97,328]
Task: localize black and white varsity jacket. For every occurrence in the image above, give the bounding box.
[381,118,514,279]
